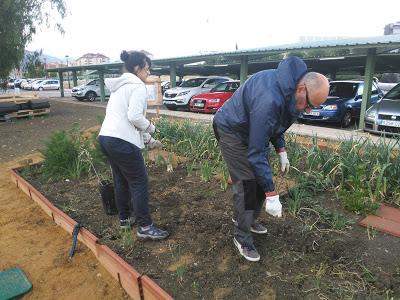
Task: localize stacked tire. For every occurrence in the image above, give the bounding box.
[0,103,19,116]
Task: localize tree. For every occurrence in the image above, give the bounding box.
[24,50,46,78]
[0,0,66,79]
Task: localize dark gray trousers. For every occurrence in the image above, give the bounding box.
[213,122,265,247]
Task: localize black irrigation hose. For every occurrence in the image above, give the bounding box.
[69,223,82,259]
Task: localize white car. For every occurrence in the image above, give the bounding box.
[163,76,232,110]
[72,79,110,101]
[29,79,45,91]
[34,79,60,91]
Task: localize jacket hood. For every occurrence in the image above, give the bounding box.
[276,56,308,98]
[105,72,143,92]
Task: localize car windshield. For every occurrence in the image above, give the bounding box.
[211,82,229,92]
[180,78,206,88]
[329,82,358,98]
[87,80,97,85]
[384,84,400,100]
[211,82,240,92]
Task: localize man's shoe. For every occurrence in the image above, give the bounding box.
[232,218,268,234]
[233,238,260,262]
[137,224,169,240]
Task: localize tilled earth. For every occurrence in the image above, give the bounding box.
[25,162,400,300]
[6,99,400,299]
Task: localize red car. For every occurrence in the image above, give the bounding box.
[189,80,240,113]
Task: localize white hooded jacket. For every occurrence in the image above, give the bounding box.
[99,72,152,149]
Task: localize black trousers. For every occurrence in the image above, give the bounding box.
[98,136,152,227]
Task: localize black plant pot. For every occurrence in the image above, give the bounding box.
[99,180,118,215]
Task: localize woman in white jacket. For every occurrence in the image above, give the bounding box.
[98,50,168,240]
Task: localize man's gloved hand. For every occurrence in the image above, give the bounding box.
[147,137,162,150]
[265,194,282,218]
[278,151,290,175]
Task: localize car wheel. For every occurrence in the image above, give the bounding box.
[341,110,352,127]
[86,91,97,102]
[39,87,44,91]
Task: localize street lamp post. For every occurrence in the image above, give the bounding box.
[65,55,70,89]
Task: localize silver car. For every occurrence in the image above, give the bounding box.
[364,83,400,135]
[72,79,110,101]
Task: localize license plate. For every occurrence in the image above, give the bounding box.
[164,101,174,104]
[304,111,320,116]
[194,103,204,108]
[381,120,400,127]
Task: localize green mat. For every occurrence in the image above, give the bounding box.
[0,268,32,300]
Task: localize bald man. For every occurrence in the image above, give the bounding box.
[213,57,329,262]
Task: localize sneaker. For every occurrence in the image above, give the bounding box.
[231,218,268,234]
[233,238,260,262]
[137,224,169,240]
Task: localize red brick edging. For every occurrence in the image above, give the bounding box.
[9,168,173,300]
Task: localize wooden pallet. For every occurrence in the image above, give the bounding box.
[0,94,39,104]
[7,108,50,119]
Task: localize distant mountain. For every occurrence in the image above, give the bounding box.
[24,50,73,63]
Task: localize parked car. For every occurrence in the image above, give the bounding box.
[189,80,240,113]
[298,80,383,127]
[364,83,400,135]
[72,79,110,101]
[161,80,183,95]
[7,78,15,89]
[163,76,232,110]
[33,79,60,91]
[30,79,45,91]
[14,79,26,89]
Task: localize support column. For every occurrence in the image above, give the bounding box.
[72,71,78,87]
[240,55,248,85]
[98,69,106,103]
[58,71,64,97]
[170,62,177,87]
[330,69,337,81]
[359,48,377,130]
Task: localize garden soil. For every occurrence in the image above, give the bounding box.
[3,99,400,299]
[26,161,400,299]
[0,100,127,299]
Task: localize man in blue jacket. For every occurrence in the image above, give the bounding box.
[213,56,329,262]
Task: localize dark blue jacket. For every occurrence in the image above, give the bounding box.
[214,56,307,192]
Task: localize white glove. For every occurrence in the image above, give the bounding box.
[147,137,162,149]
[278,151,290,175]
[265,194,282,218]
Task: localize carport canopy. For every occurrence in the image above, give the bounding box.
[47,35,400,129]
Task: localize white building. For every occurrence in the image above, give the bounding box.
[384,22,400,35]
[75,53,110,66]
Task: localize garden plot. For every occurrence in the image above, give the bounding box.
[18,119,400,299]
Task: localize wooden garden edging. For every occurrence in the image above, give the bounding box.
[9,167,173,300]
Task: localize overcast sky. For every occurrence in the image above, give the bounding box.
[27,0,400,61]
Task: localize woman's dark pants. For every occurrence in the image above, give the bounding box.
[98,136,152,227]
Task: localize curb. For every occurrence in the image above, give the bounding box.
[9,168,173,300]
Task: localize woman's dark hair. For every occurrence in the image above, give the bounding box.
[120,50,151,74]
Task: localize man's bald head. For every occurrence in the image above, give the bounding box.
[294,72,329,112]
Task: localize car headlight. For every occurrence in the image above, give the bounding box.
[366,111,376,120]
[322,105,337,110]
[178,91,190,96]
[208,98,220,103]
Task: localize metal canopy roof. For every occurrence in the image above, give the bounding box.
[47,35,400,75]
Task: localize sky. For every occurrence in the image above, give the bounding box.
[27,0,400,62]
